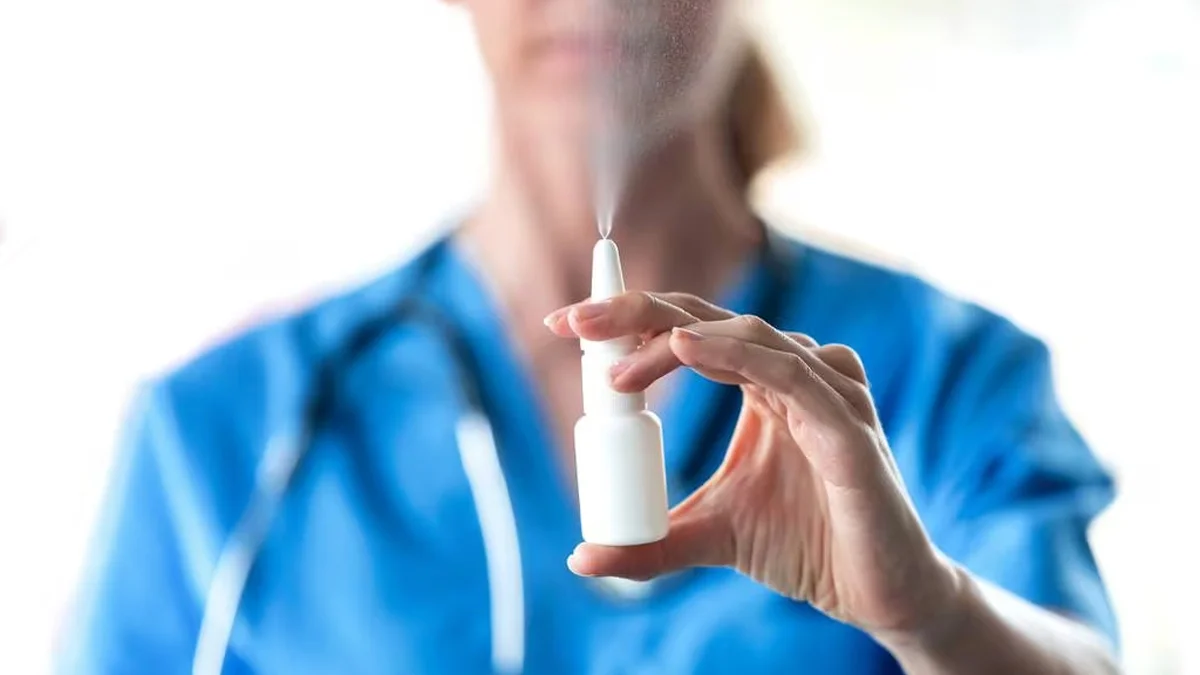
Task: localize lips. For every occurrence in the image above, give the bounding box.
[541,31,621,64]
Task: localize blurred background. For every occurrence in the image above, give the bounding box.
[0,0,1197,672]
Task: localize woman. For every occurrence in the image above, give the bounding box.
[60,0,1119,673]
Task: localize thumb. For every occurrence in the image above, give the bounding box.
[567,507,733,581]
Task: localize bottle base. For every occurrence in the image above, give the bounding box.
[581,525,669,548]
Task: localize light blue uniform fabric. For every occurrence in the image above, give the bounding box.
[59,232,1117,674]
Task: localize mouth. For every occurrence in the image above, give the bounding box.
[534,24,680,99]
[541,31,622,67]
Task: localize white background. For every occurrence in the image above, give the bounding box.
[1,0,1197,672]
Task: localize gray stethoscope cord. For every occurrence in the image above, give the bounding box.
[192,433,305,675]
[188,229,792,674]
[455,412,526,673]
[192,419,525,675]
[191,250,525,675]
[193,420,525,672]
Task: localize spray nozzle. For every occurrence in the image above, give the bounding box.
[581,237,644,414]
[591,238,626,301]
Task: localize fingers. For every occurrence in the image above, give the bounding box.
[671,318,865,405]
[543,292,732,341]
[543,293,871,412]
[609,331,679,392]
[609,327,756,392]
[784,331,819,349]
[543,292,691,341]
[567,505,733,581]
[655,293,737,323]
[600,312,807,393]
[670,329,847,430]
[609,321,752,393]
[813,343,868,387]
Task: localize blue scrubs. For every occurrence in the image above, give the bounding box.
[59,232,1117,674]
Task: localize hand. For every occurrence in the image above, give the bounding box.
[544,292,962,639]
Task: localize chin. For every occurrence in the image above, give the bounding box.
[506,92,590,139]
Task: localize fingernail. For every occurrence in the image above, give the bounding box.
[543,308,569,327]
[609,359,632,381]
[571,300,611,322]
[672,327,706,341]
[566,553,589,576]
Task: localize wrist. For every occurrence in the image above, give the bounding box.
[872,558,976,658]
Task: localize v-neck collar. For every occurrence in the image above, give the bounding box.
[425,239,583,542]
[424,232,796,534]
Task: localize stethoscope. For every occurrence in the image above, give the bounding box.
[190,227,796,675]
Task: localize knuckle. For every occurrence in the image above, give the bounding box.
[639,292,695,327]
[786,332,819,348]
[783,353,814,387]
[630,291,658,313]
[822,343,868,383]
[833,380,878,425]
[821,342,856,360]
[660,291,700,307]
[737,314,773,338]
[844,382,873,411]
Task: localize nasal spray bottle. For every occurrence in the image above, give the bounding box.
[574,236,671,547]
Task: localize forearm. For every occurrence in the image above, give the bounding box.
[875,566,1119,675]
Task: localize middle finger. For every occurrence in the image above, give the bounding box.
[547,292,700,342]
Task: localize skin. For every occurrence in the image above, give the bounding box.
[444,0,1120,671]
[545,295,1119,673]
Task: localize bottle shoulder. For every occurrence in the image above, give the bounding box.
[575,410,663,434]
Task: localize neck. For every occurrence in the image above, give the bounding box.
[459,116,762,333]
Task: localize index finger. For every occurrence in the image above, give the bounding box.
[544,292,704,341]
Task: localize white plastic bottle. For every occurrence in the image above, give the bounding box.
[574,238,670,546]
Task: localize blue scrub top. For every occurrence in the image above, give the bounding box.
[59,231,1117,674]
